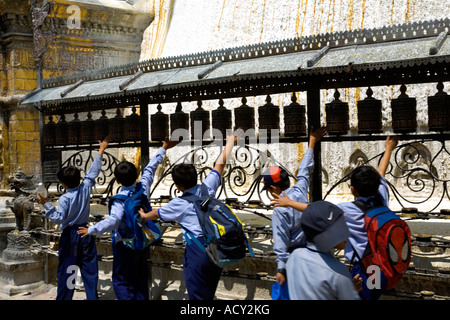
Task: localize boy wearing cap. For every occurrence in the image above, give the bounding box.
[261,127,326,286]
[286,201,362,300]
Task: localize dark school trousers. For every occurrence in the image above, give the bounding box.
[112,239,149,300]
[183,237,223,300]
[57,224,99,300]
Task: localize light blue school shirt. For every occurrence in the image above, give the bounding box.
[272,147,314,271]
[88,147,166,241]
[44,153,103,230]
[157,170,221,239]
[286,242,360,300]
[337,176,389,262]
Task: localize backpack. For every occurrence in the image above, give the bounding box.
[353,200,412,291]
[108,182,161,251]
[181,189,254,268]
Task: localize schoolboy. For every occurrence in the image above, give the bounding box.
[261,127,326,286]
[138,133,238,300]
[78,138,179,300]
[37,137,110,300]
[286,200,361,300]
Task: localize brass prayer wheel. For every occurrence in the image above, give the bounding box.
[151,104,169,142]
[212,98,232,138]
[234,97,255,134]
[108,108,125,142]
[125,106,141,142]
[55,114,68,146]
[391,84,417,133]
[325,89,349,135]
[170,102,189,135]
[67,113,81,145]
[95,110,109,142]
[428,82,450,132]
[44,115,56,146]
[284,93,306,137]
[357,87,382,134]
[81,112,96,144]
[190,100,210,140]
[258,95,279,132]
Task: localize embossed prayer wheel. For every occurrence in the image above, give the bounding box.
[325,89,349,135]
[391,84,417,133]
[109,108,125,142]
[428,82,450,132]
[125,106,141,142]
[234,97,255,134]
[151,104,169,142]
[55,114,68,146]
[44,115,56,146]
[190,100,210,140]
[212,98,232,138]
[81,112,96,144]
[357,87,382,134]
[95,110,109,142]
[258,95,279,132]
[67,113,81,145]
[170,102,189,135]
[284,93,306,137]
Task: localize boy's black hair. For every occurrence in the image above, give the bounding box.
[172,163,198,190]
[271,169,291,191]
[114,161,138,187]
[350,165,381,197]
[57,166,81,189]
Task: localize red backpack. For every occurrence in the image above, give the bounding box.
[353,201,412,291]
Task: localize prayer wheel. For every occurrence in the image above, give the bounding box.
[44,115,56,146]
[190,100,210,140]
[325,89,349,135]
[284,93,306,137]
[95,110,109,142]
[391,84,417,133]
[151,104,169,142]
[125,106,141,142]
[67,113,81,145]
[212,98,232,138]
[357,87,382,134]
[55,114,68,146]
[170,102,189,135]
[258,95,279,132]
[234,97,255,134]
[109,108,125,142]
[81,112,96,144]
[428,82,450,132]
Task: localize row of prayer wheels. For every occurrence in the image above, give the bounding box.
[43,83,449,146]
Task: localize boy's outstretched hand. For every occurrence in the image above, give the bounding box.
[162,137,181,150]
[99,136,111,155]
[308,126,327,149]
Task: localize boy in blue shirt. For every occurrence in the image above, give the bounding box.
[260,127,326,287]
[78,138,179,300]
[138,133,238,300]
[37,137,110,300]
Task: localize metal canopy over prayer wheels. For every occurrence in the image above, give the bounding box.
[44,115,56,146]
[170,102,189,134]
[68,113,81,145]
[81,112,96,144]
[125,106,141,142]
[326,89,349,135]
[357,87,382,134]
[95,110,109,142]
[190,100,210,140]
[55,114,68,145]
[428,82,450,132]
[151,104,169,142]
[234,97,255,134]
[284,93,306,137]
[391,84,417,133]
[212,98,232,138]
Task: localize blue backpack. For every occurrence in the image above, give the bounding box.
[181,188,254,268]
[108,182,161,251]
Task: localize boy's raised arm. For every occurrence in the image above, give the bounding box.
[377,136,399,177]
[213,132,238,176]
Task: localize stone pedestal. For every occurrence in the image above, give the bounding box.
[0,231,44,296]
